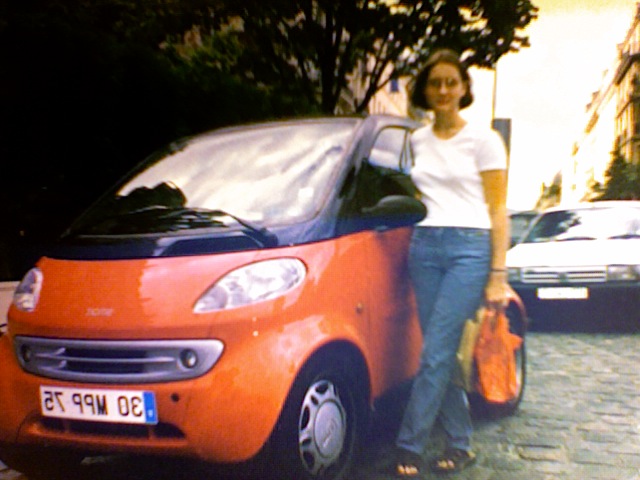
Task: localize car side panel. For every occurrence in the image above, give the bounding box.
[1,231,411,462]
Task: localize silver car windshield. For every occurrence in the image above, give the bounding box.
[523,206,640,243]
[73,120,357,235]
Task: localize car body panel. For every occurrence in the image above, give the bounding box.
[507,201,640,329]
[2,227,423,462]
[508,238,640,268]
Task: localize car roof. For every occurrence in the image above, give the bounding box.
[541,201,640,213]
[201,113,420,135]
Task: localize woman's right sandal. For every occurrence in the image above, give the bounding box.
[430,448,476,474]
[383,448,426,478]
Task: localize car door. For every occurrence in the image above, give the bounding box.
[338,125,423,397]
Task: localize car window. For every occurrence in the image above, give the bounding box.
[509,211,537,245]
[522,206,640,243]
[69,121,358,235]
[338,127,418,233]
[368,127,412,173]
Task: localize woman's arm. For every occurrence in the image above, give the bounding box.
[481,169,510,308]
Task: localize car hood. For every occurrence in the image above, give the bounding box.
[507,239,640,268]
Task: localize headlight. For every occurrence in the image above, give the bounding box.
[194,258,306,312]
[607,265,640,281]
[13,268,44,312]
[507,267,521,283]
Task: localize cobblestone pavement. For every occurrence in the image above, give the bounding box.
[2,332,640,480]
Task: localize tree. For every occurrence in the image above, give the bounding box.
[0,0,318,279]
[215,0,538,113]
[594,149,640,200]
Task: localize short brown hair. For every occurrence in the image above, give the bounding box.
[410,49,474,111]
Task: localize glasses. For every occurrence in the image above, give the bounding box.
[426,78,461,89]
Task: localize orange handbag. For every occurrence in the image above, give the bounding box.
[473,307,522,403]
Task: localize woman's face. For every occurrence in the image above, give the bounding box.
[424,62,467,113]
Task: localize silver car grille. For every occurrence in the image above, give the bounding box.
[14,336,224,384]
[520,267,607,284]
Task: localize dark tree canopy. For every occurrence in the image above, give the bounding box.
[216,0,538,113]
[0,0,538,279]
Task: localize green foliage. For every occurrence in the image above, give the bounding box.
[0,0,318,279]
[216,0,539,113]
[594,151,640,200]
[0,0,538,279]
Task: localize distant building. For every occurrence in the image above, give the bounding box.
[568,3,640,203]
[614,7,640,166]
[367,76,410,116]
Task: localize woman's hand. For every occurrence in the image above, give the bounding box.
[485,270,510,310]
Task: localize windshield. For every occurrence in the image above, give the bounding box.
[522,206,640,243]
[70,120,357,235]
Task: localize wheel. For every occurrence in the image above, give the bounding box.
[0,444,85,479]
[470,337,526,418]
[267,357,367,480]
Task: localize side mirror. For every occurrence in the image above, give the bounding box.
[362,195,427,230]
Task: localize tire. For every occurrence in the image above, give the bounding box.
[0,444,85,479]
[470,337,526,418]
[267,356,367,480]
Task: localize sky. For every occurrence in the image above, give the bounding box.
[463,0,638,210]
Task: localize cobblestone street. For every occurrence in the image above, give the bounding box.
[2,332,640,479]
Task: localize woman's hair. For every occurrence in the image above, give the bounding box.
[410,48,474,111]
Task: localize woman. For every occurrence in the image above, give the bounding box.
[388,48,510,477]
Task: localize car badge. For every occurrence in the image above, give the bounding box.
[86,308,115,317]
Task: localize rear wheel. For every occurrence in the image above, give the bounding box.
[267,357,366,480]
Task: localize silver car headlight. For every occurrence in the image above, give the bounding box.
[607,265,640,281]
[13,268,43,312]
[194,258,306,312]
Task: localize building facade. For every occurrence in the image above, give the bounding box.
[615,6,640,166]
[567,4,640,203]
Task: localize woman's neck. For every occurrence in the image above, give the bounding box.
[432,112,466,139]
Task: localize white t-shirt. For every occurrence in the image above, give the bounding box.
[410,122,507,229]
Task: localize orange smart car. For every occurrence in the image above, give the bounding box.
[0,115,527,479]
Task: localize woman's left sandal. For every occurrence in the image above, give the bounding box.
[430,448,476,474]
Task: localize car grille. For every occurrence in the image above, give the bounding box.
[41,417,185,439]
[520,267,607,284]
[14,336,224,384]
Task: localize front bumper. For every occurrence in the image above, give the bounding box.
[0,328,294,463]
[510,282,640,330]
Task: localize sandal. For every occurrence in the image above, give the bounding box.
[430,448,476,474]
[379,447,426,478]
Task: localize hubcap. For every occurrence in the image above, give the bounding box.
[298,379,347,476]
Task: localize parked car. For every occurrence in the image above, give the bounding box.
[509,210,538,247]
[0,115,527,480]
[507,201,640,331]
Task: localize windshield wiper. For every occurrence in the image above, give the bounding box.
[555,236,596,242]
[608,234,640,240]
[69,207,277,246]
[207,210,278,247]
[145,207,278,247]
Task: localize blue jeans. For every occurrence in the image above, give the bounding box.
[396,227,491,455]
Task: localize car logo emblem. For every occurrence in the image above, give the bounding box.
[86,308,115,317]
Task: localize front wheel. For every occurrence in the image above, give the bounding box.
[267,358,366,480]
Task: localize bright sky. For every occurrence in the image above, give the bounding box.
[464,0,638,210]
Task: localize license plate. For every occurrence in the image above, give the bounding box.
[40,386,158,425]
[537,287,589,300]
